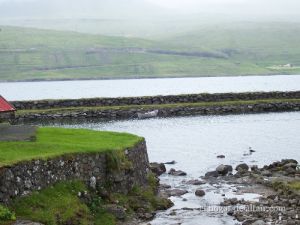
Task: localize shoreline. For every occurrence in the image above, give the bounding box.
[0,73,299,84]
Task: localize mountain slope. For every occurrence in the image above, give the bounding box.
[0,25,300,82]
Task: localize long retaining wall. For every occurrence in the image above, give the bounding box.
[11,91,300,110]
[0,140,149,204]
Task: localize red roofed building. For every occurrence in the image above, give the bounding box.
[0,96,16,122]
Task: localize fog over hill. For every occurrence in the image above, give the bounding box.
[0,0,299,20]
[0,0,299,38]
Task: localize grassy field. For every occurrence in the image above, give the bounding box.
[0,127,142,167]
[0,23,300,81]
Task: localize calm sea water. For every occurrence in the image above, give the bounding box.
[1,75,300,101]
[42,112,300,225]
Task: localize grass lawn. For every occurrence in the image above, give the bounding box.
[0,127,143,167]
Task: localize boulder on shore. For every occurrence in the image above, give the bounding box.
[236,163,249,172]
[216,164,233,176]
[205,171,219,178]
[150,162,166,176]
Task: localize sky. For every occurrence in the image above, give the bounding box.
[0,0,299,19]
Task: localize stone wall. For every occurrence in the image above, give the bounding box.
[11,91,300,110]
[0,140,149,204]
[12,101,300,124]
[0,112,15,123]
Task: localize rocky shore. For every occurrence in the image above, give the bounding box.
[149,159,300,225]
[204,159,300,225]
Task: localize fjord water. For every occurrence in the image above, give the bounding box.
[50,112,300,225]
[1,75,300,100]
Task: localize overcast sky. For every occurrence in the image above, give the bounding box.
[0,0,299,19]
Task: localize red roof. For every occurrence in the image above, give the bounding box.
[0,96,15,113]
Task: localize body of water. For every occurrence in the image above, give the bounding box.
[42,112,300,225]
[1,75,300,101]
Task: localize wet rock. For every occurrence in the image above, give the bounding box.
[185,179,206,185]
[242,220,257,225]
[251,165,259,172]
[227,210,234,216]
[165,189,188,197]
[216,164,233,176]
[195,189,205,197]
[159,183,171,189]
[236,163,249,172]
[164,160,176,165]
[261,170,272,177]
[251,220,266,225]
[221,198,239,206]
[283,162,297,169]
[205,170,219,178]
[284,167,297,176]
[150,163,166,176]
[217,155,225,159]
[168,168,187,176]
[281,159,298,165]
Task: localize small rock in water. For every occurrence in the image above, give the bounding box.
[168,168,187,176]
[185,179,206,185]
[205,170,219,178]
[217,155,225,159]
[166,189,188,197]
[164,160,176,165]
[195,189,206,197]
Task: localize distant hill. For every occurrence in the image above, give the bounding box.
[0,25,299,82]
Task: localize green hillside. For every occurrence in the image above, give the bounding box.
[0,24,300,82]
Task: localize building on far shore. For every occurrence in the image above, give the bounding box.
[0,96,16,122]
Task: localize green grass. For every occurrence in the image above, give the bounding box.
[0,127,143,167]
[16,98,300,116]
[1,23,300,81]
[11,181,91,225]
[288,181,300,191]
[11,181,116,225]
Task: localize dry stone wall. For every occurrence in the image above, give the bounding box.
[0,140,149,204]
[11,91,300,110]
